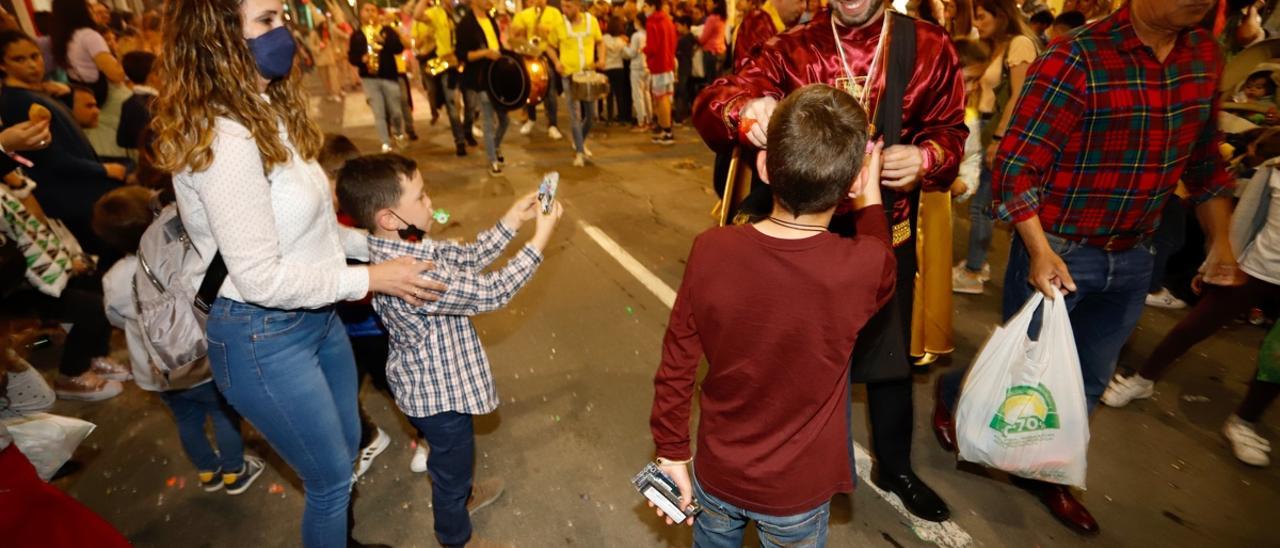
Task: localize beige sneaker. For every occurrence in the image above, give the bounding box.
[467,478,505,515]
[951,264,984,295]
[54,370,123,402]
[1223,415,1271,467]
[91,356,132,382]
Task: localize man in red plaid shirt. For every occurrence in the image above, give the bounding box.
[933,0,1240,536]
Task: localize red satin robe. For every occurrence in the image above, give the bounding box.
[733,9,779,70]
[695,10,967,247]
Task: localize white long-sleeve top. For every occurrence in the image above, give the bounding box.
[623,30,647,74]
[174,117,370,310]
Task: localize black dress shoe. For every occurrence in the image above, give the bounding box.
[465,135,479,147]
[873,470,951,522]
[455,144,467,157]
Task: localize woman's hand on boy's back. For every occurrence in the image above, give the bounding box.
[369,256,446,307]
[501,191,540,231]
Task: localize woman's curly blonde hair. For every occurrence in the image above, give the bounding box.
[151,0,321,175]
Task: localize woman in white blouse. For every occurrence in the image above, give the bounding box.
[150,1,442,546]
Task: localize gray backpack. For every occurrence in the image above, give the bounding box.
[132,204,226,392]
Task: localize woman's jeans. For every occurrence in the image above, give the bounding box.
[362,77,405,147]
[158,381,245,474]
[206,300,360,548]
[965,166,994,272]
[564,76,595,154]
[692,475,830,548]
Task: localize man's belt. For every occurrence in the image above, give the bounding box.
[1051,231,1146,252]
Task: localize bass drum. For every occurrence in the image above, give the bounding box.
[523,55,550,106]
[485,51,532,112]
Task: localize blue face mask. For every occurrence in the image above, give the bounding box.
[247,26,297,80]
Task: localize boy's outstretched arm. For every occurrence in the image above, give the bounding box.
[433,193,541,271]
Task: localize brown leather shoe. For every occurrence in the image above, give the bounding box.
[467,478,505,515]
[1017,479,1100,536]
[932,383,957,454]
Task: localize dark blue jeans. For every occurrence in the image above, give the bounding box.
[407,412,475,547]
[1148,198,1187,293]
[942,233,1152,413]
[206,300,360,548]
[158,381,245,474]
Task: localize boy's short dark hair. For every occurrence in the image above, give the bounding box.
[952,38,991,68]
[70,84,94,99]
[92,186,154,254]
[121,51,155,86]
[1247,71,1278,96]
[766,84,869,216]
[675,15,692,27]
[336,153,419,231]
[320,134,361,180]
[1029,10,1054,27]
[1053,11,1086,30]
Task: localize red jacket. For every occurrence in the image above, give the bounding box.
[644,10,676,74]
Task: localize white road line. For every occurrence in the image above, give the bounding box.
[577,222,678,308]
[577,218,974,548]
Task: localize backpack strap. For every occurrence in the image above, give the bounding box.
[194,252,226,313]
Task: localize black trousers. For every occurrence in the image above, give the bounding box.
[2,276,109,377]
[350,333,390,448]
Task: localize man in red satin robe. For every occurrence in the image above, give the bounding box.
[732,0,806,68]
[691,0,966,523]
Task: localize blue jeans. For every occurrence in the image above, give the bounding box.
[564,76,595,154]
[941,233,1152,413]
[1148,198,1187,293]
[206,300,360,548]
[406,412,475,547]
[466,90,509,164]
[965,166,994,272]
[158,381,245,474]
[692,476,830,548]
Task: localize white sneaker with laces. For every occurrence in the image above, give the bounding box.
[91,356,132,382]
[1100,374,1155,408]
[410,444,428,473]
[1223,415,1271,466]
[951,265,984,295]
[520,120,535,135]
[548,126,563,140]
[572,153,586,167]
[355,427,390,480]
[1145,288,1188,310]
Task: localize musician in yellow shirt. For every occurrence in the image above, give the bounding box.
[547,0,605,167]
[414,0,476,157]
[510,0,565,140]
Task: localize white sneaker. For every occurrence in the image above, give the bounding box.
[1146,288,1188,310]
[548,126,563,140]
[583,144,593,158]
[954,261,991,282]
[951,265,984,295]
[1223,415,1271,466]
[520,120,535,135]
[91,356,132,382]
[1100,374,1155,408]
[473,126,484,139]
[572,153,586,167]
[380,143,394,153]
[410,444,428,473]
[355,427,390,480]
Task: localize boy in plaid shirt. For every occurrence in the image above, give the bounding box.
[336,153,563,547]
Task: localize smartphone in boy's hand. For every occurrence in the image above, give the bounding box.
[538,172,559,214]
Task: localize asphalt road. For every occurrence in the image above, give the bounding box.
[35,90,1279,547]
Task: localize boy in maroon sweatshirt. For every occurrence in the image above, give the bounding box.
[649,84,894,546]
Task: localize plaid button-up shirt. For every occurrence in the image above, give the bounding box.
[991,7,1233,243]
[369,223,543,418]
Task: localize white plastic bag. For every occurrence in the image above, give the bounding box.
[4,413,96,481]
[955,289,1090,488]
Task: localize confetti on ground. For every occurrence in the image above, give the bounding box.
[1181,395,1211,403]
[625,306,634,315]
[165,476,177,488]
[410,439,417,449]
[268,483,285,495]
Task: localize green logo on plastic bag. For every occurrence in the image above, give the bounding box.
[990,384,1059,435]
